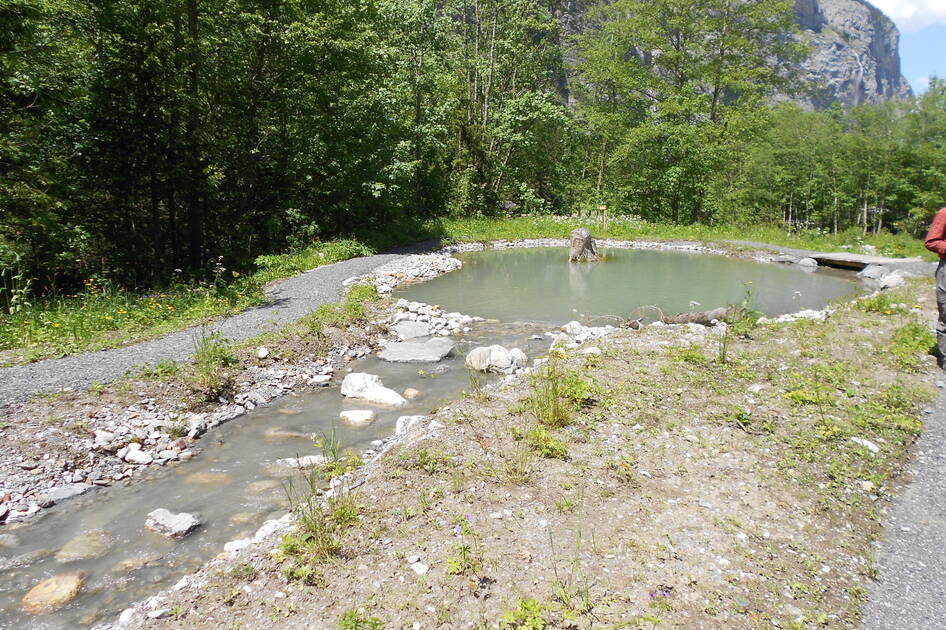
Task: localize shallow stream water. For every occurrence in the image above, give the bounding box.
[0,247,860,628]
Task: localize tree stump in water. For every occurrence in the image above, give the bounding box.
[569,228,599,262]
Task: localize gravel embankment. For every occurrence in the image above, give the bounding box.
[0,253,405,408]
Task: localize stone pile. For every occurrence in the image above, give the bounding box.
[366,254,462,295]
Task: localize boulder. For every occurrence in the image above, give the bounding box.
[340,409,377,426]
[145,509,201,537]
[879,270,906,290]
[392,321,431,340]
[797,257,818,268]
[465,345,525,374]
[55,530,112,562]
[858,264,888,280]
[402,387,422,401]
[21,571,86,615]
[568,227,599,262]
[340,373,407,408]
[379,337,454,363]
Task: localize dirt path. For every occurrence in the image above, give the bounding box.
[0,253,406,408]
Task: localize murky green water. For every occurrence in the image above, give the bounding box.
[398,248,860,323]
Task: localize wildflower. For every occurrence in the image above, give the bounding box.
[53,322,60,327]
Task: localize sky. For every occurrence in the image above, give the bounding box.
[869,0,946,93]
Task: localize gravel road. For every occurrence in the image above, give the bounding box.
[0,252,407,408]
[860,385,946,629]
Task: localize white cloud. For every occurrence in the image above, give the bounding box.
[869,0,946,32]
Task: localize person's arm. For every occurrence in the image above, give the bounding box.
[925,208,946,256]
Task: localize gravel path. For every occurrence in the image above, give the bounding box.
[0,252,409,408]
[860,385,946,629]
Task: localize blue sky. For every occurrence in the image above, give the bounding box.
[870,0,946,93]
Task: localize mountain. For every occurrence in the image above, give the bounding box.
[793,0,913,107]
[557,0,913,110]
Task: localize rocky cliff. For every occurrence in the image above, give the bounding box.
[793,0,912,108]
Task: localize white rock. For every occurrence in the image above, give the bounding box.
[879,270,906,290]
[145,509,201,537]
[850,437,880,455]
[340,373,407,407]
[580,346,602,355]
[256,347,270,359]
[509,348,528,368]
[395,415,427,435]
[124,449,154,465]
[410,561,429,575]
[340,410,376,426]
[797,257,818,267]
[465,345,516,373]
[224,538,253,553]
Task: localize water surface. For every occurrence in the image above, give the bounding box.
[397,248,859,322]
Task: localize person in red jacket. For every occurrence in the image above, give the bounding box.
[924,206,946,365]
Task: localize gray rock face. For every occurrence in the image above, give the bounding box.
[379,338,455,363]
[791,0,912,108]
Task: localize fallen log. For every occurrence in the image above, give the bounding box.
[660,306,734,326]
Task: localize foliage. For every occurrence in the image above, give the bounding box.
[513,425,568,460]
[889,322,936,371]
[499,598,548,629]
[338,609,385,630]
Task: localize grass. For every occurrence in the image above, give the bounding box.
[1,213,931,366]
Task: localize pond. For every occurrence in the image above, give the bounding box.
[396,248,860,323]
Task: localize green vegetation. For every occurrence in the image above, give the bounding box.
[338,609,385,630]
[890,323,937,371]
[499,598,548,629]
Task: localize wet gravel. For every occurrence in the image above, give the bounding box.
[0,253,406,408]
[860,386,946,629]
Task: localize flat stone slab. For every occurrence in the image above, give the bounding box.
[392,320,432,339]
[379,338,455,363]
[810,252,924,270]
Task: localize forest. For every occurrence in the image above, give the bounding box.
[2,0,946,294]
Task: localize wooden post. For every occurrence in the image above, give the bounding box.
[597,204,609,233]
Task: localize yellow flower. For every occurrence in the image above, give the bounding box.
[53,322,61,327]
